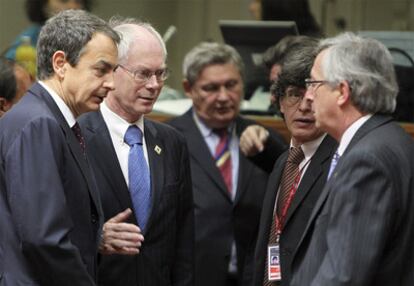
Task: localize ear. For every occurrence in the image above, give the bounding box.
[337,80,351,107]
[182,79,193,99]
[0,97,12,113]
[52,50,67,79]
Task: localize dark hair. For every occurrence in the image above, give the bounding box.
[261,0,323,37]
[0,58,17,102]
[25,0,93,25]
[37,9,120,80]
[271,36,319,114]
[263,35,316,70]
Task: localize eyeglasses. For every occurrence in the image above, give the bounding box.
[305,78,330,91]
[282,86,306,106]
[117,64,170,83]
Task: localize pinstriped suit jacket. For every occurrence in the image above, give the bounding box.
[79,111,194,286]
[291,115,414,286]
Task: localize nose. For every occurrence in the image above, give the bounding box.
[217,85,230,101]
[298,96,312,112]
[145,74,161,89]
[304,87,314,101]
[103,71,116,91]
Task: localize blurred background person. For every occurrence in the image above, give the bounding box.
[249,0,323,36]
[4,0,92,78]
[0,57,32,117]
[168,42,286,286]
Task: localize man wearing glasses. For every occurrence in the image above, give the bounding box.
[79,17,194,286]
[251,37,337,286]
[291,33,414,286]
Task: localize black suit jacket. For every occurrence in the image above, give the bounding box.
[0,83,102,285]
[291,115,414,286]
[252,135,336,286]
[168,109,279,286]
[79,111,194,286]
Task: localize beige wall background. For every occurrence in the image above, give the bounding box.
[1,0,413,91]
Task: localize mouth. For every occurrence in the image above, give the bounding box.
[294,117,315,125]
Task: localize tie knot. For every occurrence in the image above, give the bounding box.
[287,146,304,165]
[71,122,81,134]
[213,128,229,139]
[124,125,143,146]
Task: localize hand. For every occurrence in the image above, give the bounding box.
[240,125,269,157]
[99,208,144,255]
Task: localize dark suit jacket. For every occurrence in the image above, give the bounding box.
[0,83,102,286]
[168,109,278,286]
[252,135,337,286]
[291,115,414,286]
[79,111,194,286]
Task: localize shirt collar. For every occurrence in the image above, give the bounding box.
[101,100,145,142]
[38,80,76,128]
[290,133,327,162]
[192,110,234,138]
[337,114,373,156]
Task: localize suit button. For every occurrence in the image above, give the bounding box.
[91,214,98,224]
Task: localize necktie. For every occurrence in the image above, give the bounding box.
[263,146,304,286]
[71,122,86,153]
[327,150,340,180]
[214,129,232,194]
[276,146,305,217]
[124,125,151,231]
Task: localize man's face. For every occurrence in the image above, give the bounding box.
[185,63,243,129]
[62,32,118,117]
[107,34,165,123]
[279,86,324,146]
[46,0,84,16]
[305,49,339,133]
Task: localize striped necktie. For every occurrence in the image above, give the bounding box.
[214,129,232,194]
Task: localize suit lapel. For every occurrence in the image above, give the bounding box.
[82,111,134,219]
[143,119,165,232]
[284,136,336,226]
[31,83,101,211]
[176,110,230,198]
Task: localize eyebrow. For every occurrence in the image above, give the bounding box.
[94,60,117,71]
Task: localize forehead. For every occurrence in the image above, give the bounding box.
[79,32,118,66]
[126,30,165,68]
[197,63,241,83]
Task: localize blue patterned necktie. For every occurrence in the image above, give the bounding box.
[327,150,340,180]
[124,125,151,231]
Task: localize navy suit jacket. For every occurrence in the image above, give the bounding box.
[291,115,414,286]
[168,109,285,286]
[252,135,336,286]
[79,111,194,286]
[0,83,102,285]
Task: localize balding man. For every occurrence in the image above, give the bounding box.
[79,17,194,286]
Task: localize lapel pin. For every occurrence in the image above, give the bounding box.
[154,145,162,155]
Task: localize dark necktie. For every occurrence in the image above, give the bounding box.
[263,146,304,286]
[71,122,86,153]
[214,129,232,194]
[124,125,151,232]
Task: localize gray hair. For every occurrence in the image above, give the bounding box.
[182,42,244,86]
[319,32,398,114]
[109,16,167,64]
[37,9,120,80]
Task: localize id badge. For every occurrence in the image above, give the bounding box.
[267,244,282,281]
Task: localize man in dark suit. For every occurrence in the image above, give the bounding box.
[168,42,286,286]
[79,17,194,286]
[248,36,337,286]
[291,33,414,286]
[0,10,119,285]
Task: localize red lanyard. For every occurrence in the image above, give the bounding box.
[275,170,302,238]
